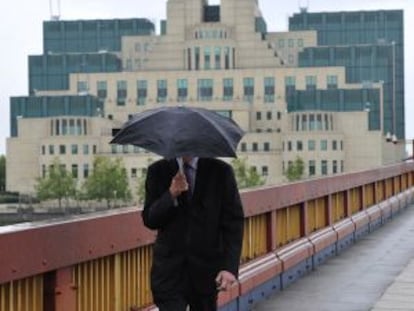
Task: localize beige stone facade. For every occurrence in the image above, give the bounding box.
[6,0,405,197]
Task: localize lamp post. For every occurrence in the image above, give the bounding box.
[385,137,414,162]
[391,41,396,139]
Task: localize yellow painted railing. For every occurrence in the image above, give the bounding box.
[1,162,414,310]
[74,246,153,311]
[0,275,43,311]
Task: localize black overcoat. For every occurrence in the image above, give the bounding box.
[142,158,244,297]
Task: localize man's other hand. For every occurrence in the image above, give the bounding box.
[215,270,236,291]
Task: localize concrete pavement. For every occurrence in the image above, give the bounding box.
[254,205,414,311]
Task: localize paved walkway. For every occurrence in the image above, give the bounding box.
[254,205,414,311]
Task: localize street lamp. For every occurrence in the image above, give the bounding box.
[385,137,414,162]
[391,41,396,139]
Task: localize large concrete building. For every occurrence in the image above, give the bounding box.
[6,0,405,198]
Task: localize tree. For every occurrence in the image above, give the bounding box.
[83,156,131,208]
[285,156,305,182]
[231,157,265,189]
[136,158,154,205]
[0,155,5,192]
[35,158,77,209]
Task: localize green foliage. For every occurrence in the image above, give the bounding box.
[35,158,77,208]
[231,157,265,189]
[285,156,305,182]
[0,155,5,192]
[136,158,153,204]
[83,156,131,208]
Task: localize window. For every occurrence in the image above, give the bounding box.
[137,80,147,105]
[288,141,292,151]
[256,112,262,120]
[298,38,304,47]
[197,79,213,101]
[157,79,167,103]
[62,119,68,135]
[93,145,97,154]
[187,48,191,70]
[55,119,60,136]
[243,77,254,103]
[77,81,88,94]
[316,114,323,130]
[333,160,338,174]
[309,114,316,130]
[49,145,54,155]
[327,75,338,89]
[297,141,303,151]
[285,76,296,96]
[252,143,258,152]
[195,47,200,70]
[224,47,230,69]
[72,164,78,178]
[117,80,127,106]
[321,160,328,175]
[240,142,246,152]
[131,168,137,178]
[83,164,89,178]
[42,165,46,178]
[264,142,270,151]
[309,160,316,176]
[223,78,233,101]
[71,144,78,155]
[59,145,66,154]
[266,111,272,120]
[262,166,268,176]
[320,140,328,151]
[324,114,330,131]
[177,79,188,102]
[69,119,75,135]
[204,47,211,70]
[301,115,307,130]
[308,140,315,151]
[41,145,46,155]
[97,81,107,100]
[214,47,221,69]
[305,75,317,91]
[264,77,275,103]
[288,39,294,48]
[332,140,338,150]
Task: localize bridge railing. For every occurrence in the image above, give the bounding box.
[1,162,414,311]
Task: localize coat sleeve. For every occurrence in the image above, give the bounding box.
[220,163,245,278]
[142,161,178,230]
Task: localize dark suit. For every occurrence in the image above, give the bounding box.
[142,158,244,310]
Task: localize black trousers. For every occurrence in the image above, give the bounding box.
[153,269,218,311]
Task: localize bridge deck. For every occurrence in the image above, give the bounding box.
[254,205,414,311]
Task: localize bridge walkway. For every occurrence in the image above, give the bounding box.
[254,204,414,311]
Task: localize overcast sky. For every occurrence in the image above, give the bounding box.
[1,0,413,155]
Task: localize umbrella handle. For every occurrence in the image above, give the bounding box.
[177,157,184,174]
[173,157,184,207]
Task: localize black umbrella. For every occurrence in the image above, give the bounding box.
[110,106,245,159]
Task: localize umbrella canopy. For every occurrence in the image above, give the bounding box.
[110,106,245,159]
